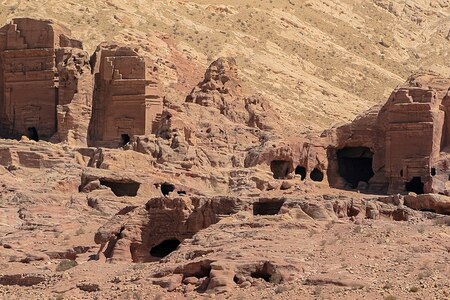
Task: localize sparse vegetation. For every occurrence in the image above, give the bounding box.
[56,260,78,272]
[269,272,282,285]
[417,226,426,234]
[353,225,363,234]
[435,216,450,226]
[75,227,86,236]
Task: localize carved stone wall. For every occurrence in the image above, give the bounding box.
[384,87,444,193]
[0,18,91,144]
[88,43,162,147]
[326,73,450,194]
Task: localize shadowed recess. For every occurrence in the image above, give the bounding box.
[310,168,324,182]
[253,199,285,215]
[161,182,175,197]
[270,160,290,179]
[100,180,140,197]
[295,166,307,180]
[337,147,374,188]
[405,177,424,194]
[150,239,181,258]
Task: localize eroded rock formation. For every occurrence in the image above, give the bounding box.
[94,196,244,262]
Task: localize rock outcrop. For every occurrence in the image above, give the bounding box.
[186,57,246,123]
[94,196,244,262]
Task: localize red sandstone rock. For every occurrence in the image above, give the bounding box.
[0,16,450,300]
[88,43,163,147]
[0,18,92,145]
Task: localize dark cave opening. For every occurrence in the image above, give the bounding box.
[121,134,130,146]
[253,199,286,216]
[270,160,290,179]
[161,182,175,197]
[431,168,436,176]
[337,147,374,188]
[99,180,140,197]
[295,166,307,181]
[27,127,39,142]
[405,177,424,194]
[250,262,277,283]
[310,168,324,182]
[251,270,271,282]
[149,239,181,258]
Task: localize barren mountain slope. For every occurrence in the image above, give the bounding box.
[2,0,450,130]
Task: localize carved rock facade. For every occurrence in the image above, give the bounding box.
[88,43,162,147]
[250,73,450,196]
[0,18,91,144]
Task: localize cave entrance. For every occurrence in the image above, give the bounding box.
[99,180,140,197]
[161,182,175,197]
[250,262,277,283]
[337,147,374,188]
[253,199,286,216]
[405,177,424,194]
[310,168,324,182]
[121,134,130,146]
[150,239,181,258]
[270,160,290,179]
[295,166,307,181]
[27,127,39,142]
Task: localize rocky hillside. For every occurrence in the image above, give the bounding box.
[2,0,450,131]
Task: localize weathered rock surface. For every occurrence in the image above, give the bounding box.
[95,196,244,262]
[404,194,450,215]
[1,12,450,300]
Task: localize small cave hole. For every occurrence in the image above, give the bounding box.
[161,182,175,197]
[233,275,240,284]
[405,177,424,194]
[400,170,404,177]
[27,127,39,141]
[431,168,436,176]
[150,239,181,258]
[310,168,324,182]
[270,160,291,179]
[295,166,307,180]
[250,270,271,282]
[121,134,130,146]
[99,180,140,197]
[253,199,286,216]
[250,262,276,283]
[336,147,374,188]
[177,190,187,195]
